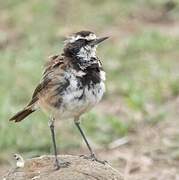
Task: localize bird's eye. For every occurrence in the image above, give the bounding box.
[76,38,84,42]
[76,38,88,45]
[87,40,93,43]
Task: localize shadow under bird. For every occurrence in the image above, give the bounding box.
[9,30,108,170]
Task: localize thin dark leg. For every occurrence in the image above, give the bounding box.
[75,121,94,156]
[75,121,106,164]
[49,118,60,170]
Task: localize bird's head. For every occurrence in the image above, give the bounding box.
[63,31,108,61]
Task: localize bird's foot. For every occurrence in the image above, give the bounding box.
[80,154,107,165]
[54,159,70,170]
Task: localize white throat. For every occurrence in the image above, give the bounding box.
[77,45,97,61]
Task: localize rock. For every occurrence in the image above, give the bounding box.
[3,155,123,180]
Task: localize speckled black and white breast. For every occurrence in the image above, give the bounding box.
[54,65,105,119]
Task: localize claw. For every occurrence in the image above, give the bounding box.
[54,163,60,170]
[80,154,107,165]
[54,159,70,170]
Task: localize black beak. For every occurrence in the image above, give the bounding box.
[89,36,109,46]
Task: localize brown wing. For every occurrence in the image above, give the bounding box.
[10,54,68,122]
[27,78,51,106]
[27,54,67,107]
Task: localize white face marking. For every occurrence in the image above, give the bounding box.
[77,45,97,61]
[66,33,97,43]
[85,33,97,41]
[64,33,98,61]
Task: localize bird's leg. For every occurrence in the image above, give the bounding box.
[75,120,106,164]
[49,118,60,170]
[48,118,70,170]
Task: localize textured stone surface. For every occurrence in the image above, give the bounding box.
[3,155,123,180]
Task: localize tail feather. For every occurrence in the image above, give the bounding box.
[9,108,35,122]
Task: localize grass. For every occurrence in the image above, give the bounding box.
[0,0,179,161]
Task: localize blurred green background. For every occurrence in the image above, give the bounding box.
[1,0,179,178]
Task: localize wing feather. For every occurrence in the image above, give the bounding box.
[27,55,67,107]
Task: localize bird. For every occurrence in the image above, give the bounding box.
[9,30,108,170]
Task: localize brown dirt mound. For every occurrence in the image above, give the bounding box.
[3,155,123,180]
